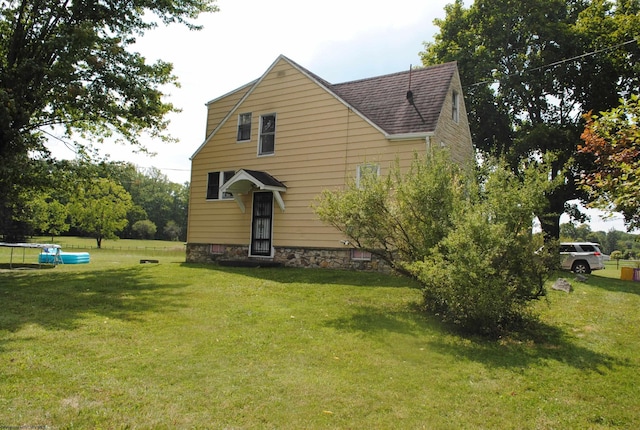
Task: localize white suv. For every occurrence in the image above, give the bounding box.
[560,242,606,274]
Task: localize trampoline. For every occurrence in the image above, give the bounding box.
[0,242,62,268]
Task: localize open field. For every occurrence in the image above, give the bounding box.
[0,237,185,270]
[1,239,639,428]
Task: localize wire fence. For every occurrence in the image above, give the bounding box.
[608,259,640,269]
[61,244,186,251]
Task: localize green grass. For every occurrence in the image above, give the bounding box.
[0,237,185,270]
[1,240,639,428]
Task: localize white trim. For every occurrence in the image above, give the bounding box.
[236,112,252,142]
[221,170,287,193]
[206,170,235,201]
[205,80,258,106]
[221,169,286,213]
[273,191,285,213]
[232,195,246,213]
[290,59,389,137]
[191,80,259,160]
[356,163,380,188]
[452,90,460,123]
[387,131,435,141]
[191,55,394,160]
[258,113,277,156]
[191,57,285,160]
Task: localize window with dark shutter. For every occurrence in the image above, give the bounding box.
[206,171,235,200]
[206,172,220,200]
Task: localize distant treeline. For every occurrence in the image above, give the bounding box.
[560,223,639,258]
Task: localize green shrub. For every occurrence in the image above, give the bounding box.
[410,211,553,336]
[315,151,557,336]
[409,160,556,336]
[132,219,157,239]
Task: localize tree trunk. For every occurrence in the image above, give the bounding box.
[539,212,561,242]
[96,237,102,249]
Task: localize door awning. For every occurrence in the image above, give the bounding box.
[220,169,287,213]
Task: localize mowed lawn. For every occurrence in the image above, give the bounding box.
[1,240,639,428]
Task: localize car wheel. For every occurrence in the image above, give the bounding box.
[572,261,591,274]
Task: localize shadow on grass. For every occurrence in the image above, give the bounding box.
[0,263,57,271]
[428,319,624,374]
[179,263,420,289]
[589,273,640,296]
[327,304,441,337]
[0,266,188,336]
[327,303,623,374]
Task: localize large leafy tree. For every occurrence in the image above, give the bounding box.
[30,193,70,240]
[0,0,216,240]
[421,0,640,239]
[579,94,640,230]
[68,177,133,248]
[101,162,189,240]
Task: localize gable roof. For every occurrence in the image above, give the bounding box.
[221,169,287,213]
[284,56,457,136]
[330,62,457,135]
[191,55,458,159]
[223,169,286,192]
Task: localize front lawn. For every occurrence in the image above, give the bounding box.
[1,244,639,428]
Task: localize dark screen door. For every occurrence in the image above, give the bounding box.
[251,192,273,256]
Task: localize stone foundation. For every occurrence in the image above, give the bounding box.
[186,243,389,272]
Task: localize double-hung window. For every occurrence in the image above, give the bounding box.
[237,113,252,141]
[259,114,276,155]
[206,170,235,200]
[451,90,459,123]
[356,163,380,188]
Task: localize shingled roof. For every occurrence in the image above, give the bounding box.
[282,56,457,135]
[328,62,458,135]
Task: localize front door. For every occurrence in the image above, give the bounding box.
[251,192,273,256]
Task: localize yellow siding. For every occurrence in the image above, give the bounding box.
[189,58,467,250]
[432,69,474,166]
[204,84,253,137]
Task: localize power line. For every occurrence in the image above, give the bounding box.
[41,131,191,173]
[41,129,79,154]
[469,38,639,87]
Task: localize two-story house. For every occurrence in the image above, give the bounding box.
[186,55,473,270]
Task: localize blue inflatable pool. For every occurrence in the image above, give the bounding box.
[39,249,90,265]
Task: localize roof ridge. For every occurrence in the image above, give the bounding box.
[333,61,457,87]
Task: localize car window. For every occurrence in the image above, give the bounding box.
[580,244,596,252]
[560,245,576,252]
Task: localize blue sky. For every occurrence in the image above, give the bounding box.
[46,0,630,232]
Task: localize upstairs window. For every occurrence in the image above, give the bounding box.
[452,90,460,123]
[259,114,276,155]
[206,170,235,200]
[237,113,252,141]
[356,163,380,188]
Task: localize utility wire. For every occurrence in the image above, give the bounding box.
[41,129,78,154]
[41,130,191,174]
[469,38,639,87]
